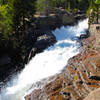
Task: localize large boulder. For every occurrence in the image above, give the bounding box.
[27,33,56,61]
[62,14,75,25]
[34,33,56,50]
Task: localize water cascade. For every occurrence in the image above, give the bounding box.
[0,19,88,100]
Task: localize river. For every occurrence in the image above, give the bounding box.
[0,19,88,100]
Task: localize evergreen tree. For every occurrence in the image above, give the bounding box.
[36,0,67,16]
[11,0,36,31]
[10,0,36,54]
[94,0,100,23]
[0,3,14,38]
[0,0,36,52]
[36,0,53,16]
[87,0,100,23]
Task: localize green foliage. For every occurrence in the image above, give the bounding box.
[0,0,8,5]
[87,0,100,24]
[11,0,36,30]
[36,0,55,15]
[0,0,36,56]
[78,0,90,10]
[74,75,78,81]
[36,0,68,15]
[36,0,90,15]
[67,1,71,11]
[0,0,36,38]
[87,44,93,50]
[86,0,93,16]
[95,0,100,4]
[36,0,49,15]
[0,4,14,38]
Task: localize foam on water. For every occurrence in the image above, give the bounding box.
[0,19,88,100]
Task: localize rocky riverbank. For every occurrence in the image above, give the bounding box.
[25,23,100,100]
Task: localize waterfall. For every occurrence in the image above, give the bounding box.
[0,19,88,100]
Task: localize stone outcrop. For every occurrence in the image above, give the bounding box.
[25,23,100,100]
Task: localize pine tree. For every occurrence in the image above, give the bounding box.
[0,3,14,38]
[94,0,100,23]
[87,0,100,24]
[0,0,36,51]
[11,0,36,31]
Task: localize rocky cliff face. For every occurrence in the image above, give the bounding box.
[25,23,100,100]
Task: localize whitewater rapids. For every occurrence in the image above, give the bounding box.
[0,19,88,100]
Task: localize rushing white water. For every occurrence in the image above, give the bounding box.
[0,19,88,100]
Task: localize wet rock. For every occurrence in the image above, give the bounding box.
[34,33,56,51]
[79,34,89,39]
[27,33,56,61]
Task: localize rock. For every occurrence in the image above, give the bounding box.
[25,89,47,100]
[96,26,100,30]
[27,33,56,61]
[75,13,86,20]
[35,33,56,49]
[79,34,89,39]
[55,8,72,16]
[84,88,100,100]
[62,14,75,25]
[74,11,86,15]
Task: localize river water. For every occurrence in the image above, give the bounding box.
[0,19,88,100]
